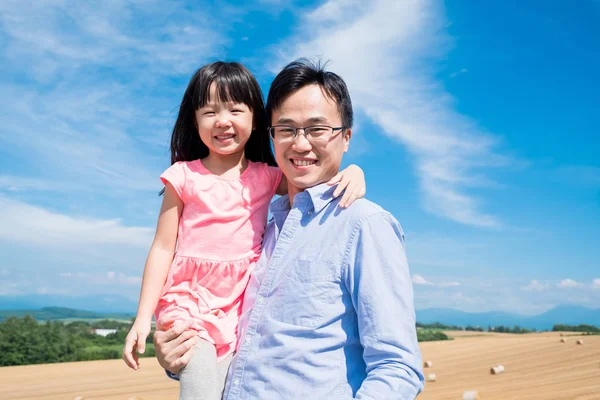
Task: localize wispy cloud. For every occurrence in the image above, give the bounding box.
[0,0,225,78]
[272,0,512,228]
[522,279,549,291]
[556,278,583,289]
[0,196,153,248]
[439,281,461,287]
[450,68,468,78]
[0,1,228,197]
[412,274,434,286]
[592,278,600,289]
[61,271,141,286]
[412,274,461,287]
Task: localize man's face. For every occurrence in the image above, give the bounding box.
[271,84,351,196]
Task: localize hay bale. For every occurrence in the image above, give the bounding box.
[427,373,436,382]
[423,360,433,368]
[490,365,505,375]
[463,391,480,400]
[576,339,584,345]
[560,338,567,343]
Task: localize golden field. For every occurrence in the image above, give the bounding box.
[0,331,598,400]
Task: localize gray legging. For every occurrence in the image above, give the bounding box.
[178,339,233,400]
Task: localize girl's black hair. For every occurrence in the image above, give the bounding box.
[169,61,276,166]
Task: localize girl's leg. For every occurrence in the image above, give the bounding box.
[179,339,219,400]
[216,353,234,399]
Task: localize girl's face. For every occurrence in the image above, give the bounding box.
[195,84,254,158]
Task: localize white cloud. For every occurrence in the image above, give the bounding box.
[0,0,226,77]
[450,68,468,78]
[0,1,228,196]
[0,175,81,193]
[592,279,600,289]
[412,274,434,285]
[556,279,583,289]
[439,281,461,287]
[521,280,548,291]
[36,287,71,295]
[61,270,141,286]
[412,274,460,287]
[0,196,153,248]
[272,0,512,228]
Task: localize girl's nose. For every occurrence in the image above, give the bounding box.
[215,116,232,128]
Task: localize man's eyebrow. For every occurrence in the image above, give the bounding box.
[306,116,329,124]
[275,117,296,124]
[274,116,330,125]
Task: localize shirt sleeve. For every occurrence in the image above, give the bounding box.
[160,162,187,200]
[343,212,425,399]
[265,165,283,196]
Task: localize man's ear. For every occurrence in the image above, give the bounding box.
[343,128,352,153]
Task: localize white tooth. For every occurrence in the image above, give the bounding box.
[293,160,315,166]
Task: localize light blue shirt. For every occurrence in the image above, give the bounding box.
[223,183,424,400]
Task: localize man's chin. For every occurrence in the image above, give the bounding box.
[288,175,322,191]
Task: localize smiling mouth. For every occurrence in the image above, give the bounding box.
[215,134,235,140]
[291,159,317,167]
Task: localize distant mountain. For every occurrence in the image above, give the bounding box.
[1,294,598,331]
[0,306,134,322]
[0,294,138,314]
[416,305,600,331]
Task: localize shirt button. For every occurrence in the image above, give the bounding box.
[307,210,313,215]
[234,379,240,386]
[257,296,265,304]
[245,337,251,344]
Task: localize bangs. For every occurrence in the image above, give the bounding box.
[192,63,259,111]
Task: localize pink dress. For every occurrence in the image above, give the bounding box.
[155,159,282,361]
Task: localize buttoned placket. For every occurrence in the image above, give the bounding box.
[225,195,313,399]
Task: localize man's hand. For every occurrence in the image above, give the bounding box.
[154,320,199,374]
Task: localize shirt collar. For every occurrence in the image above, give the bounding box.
[269,182,339,215]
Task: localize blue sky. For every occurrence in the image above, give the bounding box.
[0,0,598,314]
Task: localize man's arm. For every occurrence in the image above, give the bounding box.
[344,212,425,399]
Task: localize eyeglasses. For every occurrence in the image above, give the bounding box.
[268,125,344,145]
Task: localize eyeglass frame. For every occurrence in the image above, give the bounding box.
[268,125,345,143]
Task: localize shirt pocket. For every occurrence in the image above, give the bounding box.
[271,259,340,327]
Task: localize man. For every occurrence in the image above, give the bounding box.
[155,59,424,399]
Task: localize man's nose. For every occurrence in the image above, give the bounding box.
[292,131,312,152]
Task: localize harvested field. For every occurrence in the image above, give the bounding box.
[419,331,600,400]
[0,331,598,399]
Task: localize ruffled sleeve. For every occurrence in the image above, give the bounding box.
[160,161,187,200]
[265,165,283,196]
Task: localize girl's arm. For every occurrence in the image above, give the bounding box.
[275,164,366,208]
[123,183,183,370]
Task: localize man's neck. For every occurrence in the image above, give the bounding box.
[287,186,304,207]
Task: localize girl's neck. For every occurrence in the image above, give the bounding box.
[202,151,248,178]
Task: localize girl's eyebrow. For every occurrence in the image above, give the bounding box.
[202,100,244,107]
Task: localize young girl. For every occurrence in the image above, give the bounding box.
[122,61,365,400]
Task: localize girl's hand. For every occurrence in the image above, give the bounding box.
[327,164,366,208]
[123,319,152,370]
